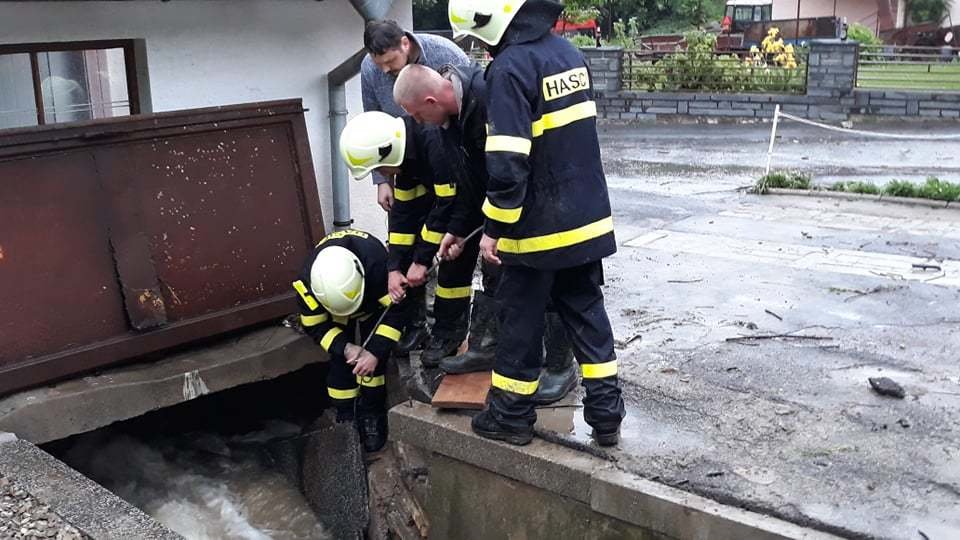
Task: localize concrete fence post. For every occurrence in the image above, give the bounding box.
[580,46,624,93]
[805,40,860,99]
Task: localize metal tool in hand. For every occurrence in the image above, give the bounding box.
[359,226,484,350]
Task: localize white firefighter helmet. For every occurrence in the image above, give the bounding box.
[448,0,527,46]
[339,111,406,179]
[309,245,365,316]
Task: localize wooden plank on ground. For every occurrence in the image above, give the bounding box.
[431,371,491,410]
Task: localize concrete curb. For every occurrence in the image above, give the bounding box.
[390,402,841,540]
[765,188,959,209]
[0,327,319,444]
[0,436,180,539]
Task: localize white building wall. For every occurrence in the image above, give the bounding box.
[0,0,414,238]
[772,0,878,30]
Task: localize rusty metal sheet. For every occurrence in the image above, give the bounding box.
[0,100,324,396]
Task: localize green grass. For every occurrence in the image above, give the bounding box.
[857,63,960,91]
[755,171,812,193]
[759,173,960,202]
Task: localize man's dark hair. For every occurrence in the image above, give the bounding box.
[364,20,407,55]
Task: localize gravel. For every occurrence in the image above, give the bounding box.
[0,474,88,540]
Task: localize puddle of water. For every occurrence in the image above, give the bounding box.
[58,423,329,540]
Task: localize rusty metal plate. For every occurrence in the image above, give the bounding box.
[0,152,129,364]
[0,100,324,396]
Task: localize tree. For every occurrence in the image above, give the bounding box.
[908,0,954,24]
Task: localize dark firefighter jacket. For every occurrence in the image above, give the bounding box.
[292,230,406,363]
[483,0,617,269]
[388,117,458,271]
[438,62,489,239]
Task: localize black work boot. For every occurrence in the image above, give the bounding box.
[334,403,356,424]
[420,334,463,368]
[591,424,620,447]
[357,411,388,452]
[440,293,498,374]
[471,388,536,445]
[397,286,429,354]
[532,313,578,405]
[471,409,534,446]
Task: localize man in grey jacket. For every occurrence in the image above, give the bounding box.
[361,20,470,212]
[361,21,470,356]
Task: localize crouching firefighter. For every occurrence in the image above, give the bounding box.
[393,62,579,405]
[339,111,477,369]
[293,229,406,453]
[449,0,626,445]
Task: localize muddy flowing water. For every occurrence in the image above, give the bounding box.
[54,422,329,540]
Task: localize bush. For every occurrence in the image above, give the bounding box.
[847,23,882,46]
[756,171,812,192]
[831,181,881,194]
[918,176,960,201]
[569,34,597,48]
[884,179,919,198]
[630,29,805,93]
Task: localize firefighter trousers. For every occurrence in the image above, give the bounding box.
[431,234,481,340]
[326,314,388,413]
[489,261,625,431]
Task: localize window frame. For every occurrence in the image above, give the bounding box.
[0,39,145,126]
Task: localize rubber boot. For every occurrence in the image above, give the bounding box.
[531,313,578,405]
[398,286,429,354]
[439,293,498,374]
[356,393,387,453]
[471,389,535,446]
[333,401,356,424]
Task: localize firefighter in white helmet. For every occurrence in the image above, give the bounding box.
[340,111,475,370]
[292,228,405,453]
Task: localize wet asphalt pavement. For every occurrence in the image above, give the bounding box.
[540,120,960,539]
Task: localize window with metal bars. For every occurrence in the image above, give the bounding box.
[0,40,143,130]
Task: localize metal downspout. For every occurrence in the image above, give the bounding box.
[328,0,395,229]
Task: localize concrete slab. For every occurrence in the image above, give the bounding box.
[0,326,320,444]
[0,437,179,539]
[390,402,838,540]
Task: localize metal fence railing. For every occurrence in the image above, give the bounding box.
[622,48,809,94]
[857,45,960,91]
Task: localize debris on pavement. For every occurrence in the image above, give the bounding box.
[868,377,906,399]
[764,309,783,321]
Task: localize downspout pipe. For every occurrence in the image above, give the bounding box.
[329,0,396,229]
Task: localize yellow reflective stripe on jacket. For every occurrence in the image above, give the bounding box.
[357,374,386,387]
[389,232,416,246]
[292,280,319,310]
[492,372,539,395]
[485,135,532,155]
[320,327,343,351]
[436,285,472,299]
[378,294,392,307]
[482,197,522,224]
[394,184,428,201]
[300,313,328,327]
[421,226,443,244]
[531,100,597,138]
[498,216,613,255]
[328,386,359,399]
[434,183,457,197]
[375,324,402,342]
[582,360,618,379]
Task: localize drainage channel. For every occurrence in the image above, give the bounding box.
[39,365,350,540]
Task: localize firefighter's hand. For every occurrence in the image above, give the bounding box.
[439,233,465,261]
[480,234,501,265]
[350,349,379,376]
[406,263,429,287]
[388,271,408,303]
[377,183,394,212]
[344,343,363,364]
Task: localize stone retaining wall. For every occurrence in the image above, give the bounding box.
[583,42,960,121]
